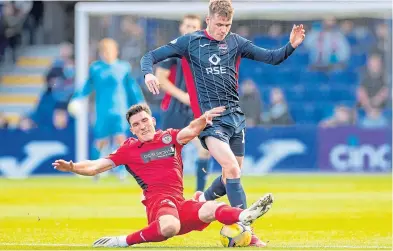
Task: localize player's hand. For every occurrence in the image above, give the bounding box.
[52,159,75,173]
[203,106,226,125]
[145,74,161,95]
[290,24,306,48]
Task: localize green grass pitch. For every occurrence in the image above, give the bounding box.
[0,174,391,250]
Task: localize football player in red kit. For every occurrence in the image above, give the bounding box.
[53,104,273,248]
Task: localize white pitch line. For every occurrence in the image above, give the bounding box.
[0,243,391,249]
[0,243,89,247]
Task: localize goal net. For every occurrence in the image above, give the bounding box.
[74,1,391,172]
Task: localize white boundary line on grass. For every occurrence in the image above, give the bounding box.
[0,243,391,249]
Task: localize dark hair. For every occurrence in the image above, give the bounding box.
[126,104,152,125]
[209,0,234,19]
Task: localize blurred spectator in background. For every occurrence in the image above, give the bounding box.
[373,22,392,73]
[45,42,75,111]
[359,107,388,129]
[373,22,391,54]
[24,1,44,45]
[320,105,353,128]
[239,79,263,127]
[357,53,389,110]
[0,113,9,129]
[236,25,250,38]
[45,42,74,130]
[17,116,36,131]
[119,17,145,74]
[29,89,56,130]
[305,16,350,71]
[340,20,354,37]
[53,108,70,130]
[0,3,6,63]
[262,88,293,126]
[267,23,283,39]
[1,1,31,62]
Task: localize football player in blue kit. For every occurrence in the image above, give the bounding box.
[140,0,305,246]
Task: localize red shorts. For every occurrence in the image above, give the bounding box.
[144,195,210,235]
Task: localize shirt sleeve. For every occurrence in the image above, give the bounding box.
[237,34,296,65]
[140,35,190,76]
[158,58,177,70]
[106,143,130,167]
[166,128,183,146]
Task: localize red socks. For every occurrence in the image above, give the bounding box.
[214,204,243,225]
[126,220,167,245]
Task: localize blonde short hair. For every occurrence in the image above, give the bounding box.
[208,0,234,19]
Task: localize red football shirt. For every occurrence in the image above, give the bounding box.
[107,129,185,201]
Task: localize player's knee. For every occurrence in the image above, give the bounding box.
[198,201,219,223]
[223,163,241,179]
[159,216,180,238]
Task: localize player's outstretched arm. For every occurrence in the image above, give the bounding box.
[177,106,226,145]
[52,158,114,176]
[241,24,305,65]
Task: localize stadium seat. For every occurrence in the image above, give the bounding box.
[328,70,359,85]
[290,102,317,124]
[299,71,328,85]
[348,52,367,70]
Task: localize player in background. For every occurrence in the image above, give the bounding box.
[156,14,211,192]
[53,103,274,248]
[140,0,305,246]
[68,38,145,181]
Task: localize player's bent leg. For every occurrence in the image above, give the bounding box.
[205,137,240,179]
[236,156,244,169]
[205,136,247,209]
[196,175,226,202]
[198,201,223,223]
[158,215,181,238]
[198,201,242,225]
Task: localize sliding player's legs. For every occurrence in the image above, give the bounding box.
[92,195,274,248]
[162,110,210,191]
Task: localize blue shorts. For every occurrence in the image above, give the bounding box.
[94,113,128,140]
[161,110,193,130]
[198,111,246,157]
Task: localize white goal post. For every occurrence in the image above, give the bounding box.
[74,0,392,162]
